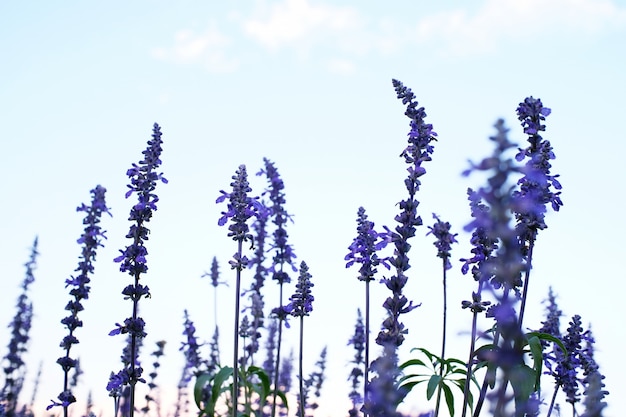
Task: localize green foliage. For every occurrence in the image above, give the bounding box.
[399,347,479,416]
[194,365,288,417]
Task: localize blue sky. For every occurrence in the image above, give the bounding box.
[1,1,625,416]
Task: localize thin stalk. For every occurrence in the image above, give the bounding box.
[233,239,243,417]
[364,279,371,417]
[271,282,285,417]
[517,238,536,328]
[434,259,448,417]
[129,265,142,417]
[298,316,305,417]
[545,384,559,417]
[461,310,479,417]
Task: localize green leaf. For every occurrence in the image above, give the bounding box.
[399,358,429,369]
[526,335,544,390]
[194,373,213,416]
[526,331,568,357]
[442,383,455,417]
[426,375,442,400]
[509,364,536,411]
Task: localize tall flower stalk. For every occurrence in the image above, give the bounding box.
[107,123,167,417]
[1,238,38,417]
[142,340,166,417]
[216,164,258,417]
[513,97,562,327]
[49,185,110,416]
[345,207,388,411]
[426,214,457,417]
[364,79,437,417]
[286,261,314,417]
[257,158,296,417]
[462,119,530,416]
[347,309,365,417]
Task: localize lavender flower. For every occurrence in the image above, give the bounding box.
[1,238,38,417]
[256,159,298,417]
[365,79,437,417]
[243,292,265,365]
[257,158,297,283]
[286,261,315,417]
[461,119,528,416]
[513,97,562,327]
[345,207,388,412]
[108,124,167,417]
[347,309,365,417]
[217,164,259,417]
[378,79,437,348]
[49,185,110,416]
[345,207,389,282]
[141,340,166,416]
[426,213,457,417]
[427,213,457,271]
[287,261,314,317]
[513,97,562,250]
[459,189,499,283]
[176,311,204,417]
[218,164,259,243]
[559,315,584,406]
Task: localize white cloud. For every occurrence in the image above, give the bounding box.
[413,0,626,56]
[242,0,361,51]
[152,22,239,73]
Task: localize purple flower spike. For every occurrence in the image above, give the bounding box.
[217,164,259,243]
[513,96,563,255]
[51,186,110,413]
[427,213,458,270]
[108,124,166,405]
[287,261,314,317]
[345,207,389,281]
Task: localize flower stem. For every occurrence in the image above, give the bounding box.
[233,239,243,417]
[517,237,535,328]
[434,258,448,417]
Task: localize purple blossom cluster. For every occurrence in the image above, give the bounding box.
[1,82,612,417]
[107,124,167,413]
[49,185,110,414]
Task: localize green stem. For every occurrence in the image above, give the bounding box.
[298,316,305,417]
[233,239,243,417]
[434,258,448,417]
[364,279,371,417]
[518,237,535,328]
[271,282,285,417]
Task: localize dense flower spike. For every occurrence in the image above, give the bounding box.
[1,238,38,417]
[345,207,389,281]
[108,124,166,417]
[217,164,260,417]
[347,309,365,417]
[462,119,525,292]
[365,79,438,417]
[257,157,297,283]
[217,164,259,243]
[50,186,110,415]
[256,158,299,417]
[287,261,314,317]
[175,311,203,417]
[459,189,499,282]
[378,79,437,348]
[141,340,166,416]
[427,213,458,270]
[461,119,529,416]
[513,97,562,251]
